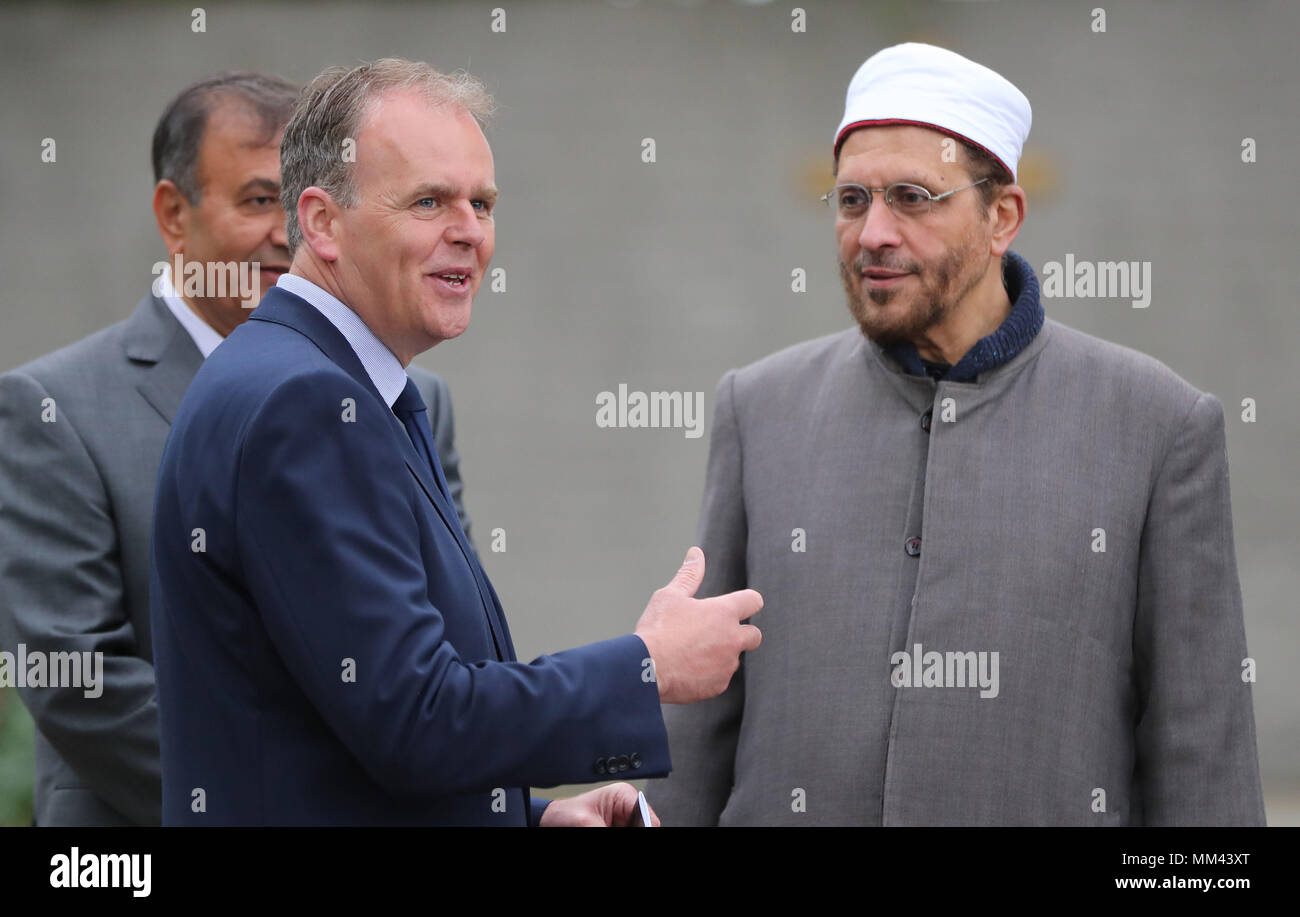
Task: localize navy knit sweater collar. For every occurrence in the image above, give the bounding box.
[880,249,1044,383]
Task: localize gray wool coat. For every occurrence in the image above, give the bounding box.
[649,317,1266,826]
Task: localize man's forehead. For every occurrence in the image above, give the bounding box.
[197,135,280,176]
[358,89,488,146]
[837,126,958,186]
[195,104,282,190]
[838,158,947,189]
[201,99,282,148]
[354,92,494,188]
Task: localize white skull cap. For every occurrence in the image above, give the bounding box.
[835,42,1031,182]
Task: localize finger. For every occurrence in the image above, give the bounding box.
[738,622,762,652]
[606,783,639,826]
[646,802,662,828]
[721,587,764,621]
[664,546,706,597]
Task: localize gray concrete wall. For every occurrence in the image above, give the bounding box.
[1,0,1296,820]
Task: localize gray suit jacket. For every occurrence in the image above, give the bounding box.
[0,294,472,826]
[650,319,1266,826]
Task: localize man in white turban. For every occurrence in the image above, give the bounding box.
[649,43,1265,826]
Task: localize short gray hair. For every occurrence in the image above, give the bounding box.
[279,58,495,254]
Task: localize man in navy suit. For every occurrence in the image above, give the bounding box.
[150,58,763,826]
[0,72,476,826]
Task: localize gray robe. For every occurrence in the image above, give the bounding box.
[650,317,1265,826]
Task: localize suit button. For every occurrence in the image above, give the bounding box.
[905,536,922,557]
[594,757,607,775]
[630,753,642,770]
[616,754,630,772]
[920,410,932,432]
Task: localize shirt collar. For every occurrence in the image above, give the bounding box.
[275,273,409,409]
[881,248,1045,383]
[156,264,225,359]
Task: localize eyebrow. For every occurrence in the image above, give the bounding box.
[410,182,499,205]
[236,178,281,196]
[841,174,944,191]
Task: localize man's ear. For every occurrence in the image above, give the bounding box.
[152,180,190,255]
[989,184,1027,257]
[297,187,341,263]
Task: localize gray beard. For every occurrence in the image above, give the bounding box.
[839,240,985,348]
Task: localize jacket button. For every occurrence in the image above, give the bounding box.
[905,536,922,557]
[594,757,607,775]
[630,753,642,770]
[920,410,932,432]
[616,754,630,772]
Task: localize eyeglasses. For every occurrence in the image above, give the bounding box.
[820,178,989,220]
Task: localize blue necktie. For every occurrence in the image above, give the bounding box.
[393,377,505,658]
[392,377,453,505]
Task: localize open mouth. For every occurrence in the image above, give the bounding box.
[431,270,472,292]
[259,266,289,282]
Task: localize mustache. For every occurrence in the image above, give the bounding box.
[247,248,293,270]
[851,253,921,274]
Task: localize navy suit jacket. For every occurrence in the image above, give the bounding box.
[150,286,671,825]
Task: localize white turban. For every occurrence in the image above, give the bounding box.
[834,42,1032,182]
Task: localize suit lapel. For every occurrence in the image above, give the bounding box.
[251,287,508,659]
[123,296,204,425]
[402,452,507,659]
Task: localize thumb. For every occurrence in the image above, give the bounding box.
[665,546,705,597]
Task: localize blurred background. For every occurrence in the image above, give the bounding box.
[1,0,1296,824]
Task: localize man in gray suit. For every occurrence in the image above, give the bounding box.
[651,43,1265,826]
[0,72,473,826]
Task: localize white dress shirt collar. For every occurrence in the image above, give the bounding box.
[275,273,409,409]
[156,264,224,359]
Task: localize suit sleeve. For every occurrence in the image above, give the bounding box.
[418,371,473,548]
[0,371,161,825]
[1132,391,1266,825]
[234,372,670,798]
[646,369,748,826]
[528,795,552,827]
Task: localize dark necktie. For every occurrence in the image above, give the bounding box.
[392,377,453,505]
[392,376,505,658]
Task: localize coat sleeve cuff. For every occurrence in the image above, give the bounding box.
[529,795,552,827]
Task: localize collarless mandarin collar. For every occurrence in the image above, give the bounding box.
[880,249,1045,383]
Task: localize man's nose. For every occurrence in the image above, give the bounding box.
[269,210,288,250]
[445,202,487,247]
[856,195,904,251]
